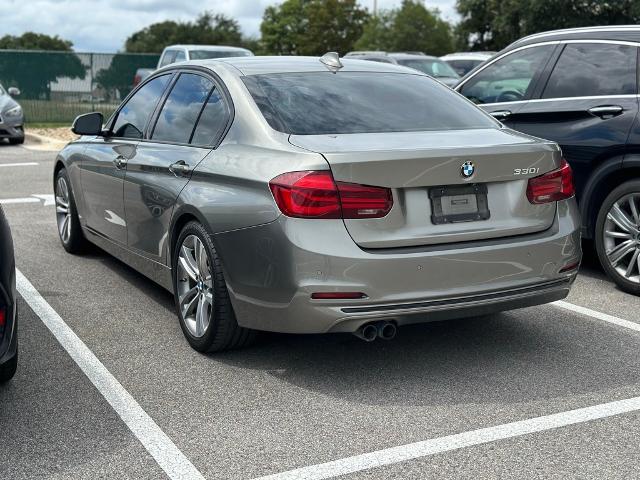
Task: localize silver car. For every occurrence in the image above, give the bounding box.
[0,84,24,145]
[55,54,581,352]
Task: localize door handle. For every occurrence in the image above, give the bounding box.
[490,110,512,120]
[169,160,191,177]
[588,105,623,118]
[113,155,127,169]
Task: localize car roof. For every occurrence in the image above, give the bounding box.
[440,52,494,60]
[507,25,640,50]
[164,45,251,52]
[190,56,419,76]
[387,53,438,60]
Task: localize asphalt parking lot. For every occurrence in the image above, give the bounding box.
[1,141,640,479]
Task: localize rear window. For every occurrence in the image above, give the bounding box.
[243,72,496,135]
[189,50,251,59]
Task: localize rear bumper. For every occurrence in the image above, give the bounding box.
[214,199,581,334]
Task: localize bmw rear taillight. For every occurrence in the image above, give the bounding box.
[269,171,393,219]
[526,159,575,204]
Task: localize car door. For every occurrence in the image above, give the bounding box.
[456,44,558,127]
[123,71,231,264]
[80,74,172,244]
[509,42,639,198]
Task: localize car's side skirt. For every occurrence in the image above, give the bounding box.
[83,227,174,293]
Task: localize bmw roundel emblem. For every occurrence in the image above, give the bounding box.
[461,161,475,178]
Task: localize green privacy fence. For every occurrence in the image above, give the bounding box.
[0,50,160,123]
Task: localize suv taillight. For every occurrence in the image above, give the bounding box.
[526,159,575,204]
[269,171,393,219]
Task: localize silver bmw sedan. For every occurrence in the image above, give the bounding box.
[54,54,581,352]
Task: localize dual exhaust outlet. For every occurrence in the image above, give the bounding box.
[353,321,397,342]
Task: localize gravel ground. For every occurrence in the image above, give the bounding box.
[28,127,79,142]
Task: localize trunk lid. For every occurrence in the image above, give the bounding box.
[289,128,561,248]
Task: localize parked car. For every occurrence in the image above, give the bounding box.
[157,45,253,69]
[0,83,24,145]
[57,53,580,352]
[345,51,460,87]
[455,25,640,295]
[133,68,154,87]
[0,207,17,382]
[440,52,495,76]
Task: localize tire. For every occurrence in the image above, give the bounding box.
[173,221,255,352]
[595,180,640,295]
[0,351,17,383]
[8,137,24,145]
[55,168,87,253]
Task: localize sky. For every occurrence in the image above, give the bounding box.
[2,0,459,52]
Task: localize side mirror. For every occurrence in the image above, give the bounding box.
[72,112,104,136]
[7,87,20,96]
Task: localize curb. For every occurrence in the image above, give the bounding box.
[24,132,70,151]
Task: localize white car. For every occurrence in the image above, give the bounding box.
[157,45,253,69]
[440,52,495,77]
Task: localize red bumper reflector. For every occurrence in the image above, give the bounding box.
[0,307,5,328]
[311,292,367,300]
[559,261,581,273]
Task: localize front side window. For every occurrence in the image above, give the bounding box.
[542,43,637,99]
[112,74,171,139]
[152,73,213,144]
[460,45,554,104]
[243,72,497,135]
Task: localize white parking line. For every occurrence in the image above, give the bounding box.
[0,194,55,206]
[553,300,640,333]
[16,269,206,480]
[254,300,640,480]
[255,395,640,480]
[0,162,39,167]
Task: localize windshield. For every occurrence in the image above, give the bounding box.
[396,59,459,78]
[189,49,251,60]
[243,72,496,135]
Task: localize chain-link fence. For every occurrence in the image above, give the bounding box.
[0,50,160,124]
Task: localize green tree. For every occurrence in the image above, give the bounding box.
[125,12,244,53]
[261,0,370,55]
[96,53,160,100]
[355,1,454,56]
[0,32,73,51]
[0,32,85,99]
[456,0,640,51]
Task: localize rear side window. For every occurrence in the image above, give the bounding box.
[152,73,214,144]
[174,50,186,63]
[191,89,228,145]
[112,74,171,139]
[542,43,637,99]
[447,59,482,76]
[459,45,554,104]
[243,72,497,135]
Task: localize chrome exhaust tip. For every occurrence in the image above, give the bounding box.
[377,321,397,340]
[353,323,378,342]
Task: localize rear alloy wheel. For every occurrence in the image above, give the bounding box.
[173,222,255,352]
[596,181,640,295]
[55,169,86,253]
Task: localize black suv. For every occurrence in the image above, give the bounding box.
[456,26,640,295]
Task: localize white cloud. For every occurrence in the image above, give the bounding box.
[2,0,458,52]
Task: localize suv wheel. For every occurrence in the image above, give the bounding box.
[595,180,640,295]
[173,222,255,352]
